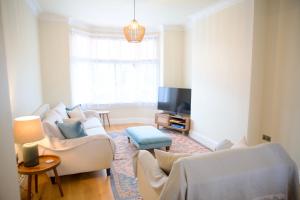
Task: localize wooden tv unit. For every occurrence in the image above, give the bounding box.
[155,113,191,134]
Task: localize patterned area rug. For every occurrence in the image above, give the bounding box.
[110,130,210,200]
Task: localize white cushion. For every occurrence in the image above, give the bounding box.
[62,118,101,129]
[44,110,63,123]
[43,110,65,139]
[83,117,101,130]
[63,118,85,124]
[215,139,234,151]
[42,121,65,139]
[85,127,107,136]
[68,107,86,120]
[53,102,68,119]
[154,149,191,174]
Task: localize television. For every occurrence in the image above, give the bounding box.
[157,87,191,115]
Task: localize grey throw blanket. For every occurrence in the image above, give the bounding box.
[159,143,299,200]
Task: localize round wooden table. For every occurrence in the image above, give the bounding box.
[18,155,64,200]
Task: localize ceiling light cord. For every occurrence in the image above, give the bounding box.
[133,0,136,20]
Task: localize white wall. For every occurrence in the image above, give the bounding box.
[183,23,194,88]
[1,0,43,117]
[39,15,72,106]
[0,1,20,198]
[260,0,300,168]
[188,0,254,144]
[246,0,269,145]
[160,25,185,88]
[186,0,300,170]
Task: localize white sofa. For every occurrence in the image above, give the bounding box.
[134,143,299,200]
[34,103,115,177]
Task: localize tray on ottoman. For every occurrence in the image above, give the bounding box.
[126,126,172,150]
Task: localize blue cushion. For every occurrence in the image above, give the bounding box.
[56,121,87,139]
[126,126,172,149]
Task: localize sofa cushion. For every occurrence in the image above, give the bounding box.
[43,121,64,139]
[56,121,87,139]
[63,117,100,130]
[85,126,107,136]
[68,107,86,120]
[53,102,68,119]
[83,117,101,130]
[45,110,63,123]
[215,139,234,151]
[154,149,191,174]
[63,118,85,124]
[43,110,65,139]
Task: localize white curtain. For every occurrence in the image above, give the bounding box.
[70,30,159,106]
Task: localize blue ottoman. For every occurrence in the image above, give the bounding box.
[126,126,172,150]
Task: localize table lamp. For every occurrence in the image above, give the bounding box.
[13,116,44,167]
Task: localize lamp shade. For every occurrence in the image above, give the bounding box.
[123,19,145,43]
[13,116,44,144]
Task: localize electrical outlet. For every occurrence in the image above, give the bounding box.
[262,134,271,142]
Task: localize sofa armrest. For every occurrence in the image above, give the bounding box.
[83,110,100,119]
[38,135,115,176]
[39,134,115,153]
[135,150,168,200]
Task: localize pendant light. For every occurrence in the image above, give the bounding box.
[123,0,145,43]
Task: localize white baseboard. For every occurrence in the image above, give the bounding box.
[189,131,218,151]
[110,117,155,125]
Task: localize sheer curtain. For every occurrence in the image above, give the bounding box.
[70,30,159,106]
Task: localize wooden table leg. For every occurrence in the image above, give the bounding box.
[27,175,32,200]
[50,176,56,184]
[106,113,111,127]
[102,114,106,127]
[34,174,38,193]
[53,167,64,197]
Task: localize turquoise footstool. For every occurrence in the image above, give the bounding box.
[126,126,172,150]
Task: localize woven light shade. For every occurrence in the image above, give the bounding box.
[123,19,145,43]
[123,0,145,43]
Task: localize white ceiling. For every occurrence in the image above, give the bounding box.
[37,0,222,30]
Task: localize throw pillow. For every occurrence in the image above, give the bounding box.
[231,136,249,149]
[67,107,86,121]
[42,121,65,139]
[154,149,191,174]
[66,104,81,112]
[215,139,234,151]
[56,121,87,139]
[63,118,85,124]
[53,102,68,119]
[43,110,65,139]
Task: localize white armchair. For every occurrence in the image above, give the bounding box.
[134,144,299,200]
[33,103,115,177]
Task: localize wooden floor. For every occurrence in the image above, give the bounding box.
[20,123,145,200]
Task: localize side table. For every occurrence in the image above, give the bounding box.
[18,155,64,200]
[96,110,111,127]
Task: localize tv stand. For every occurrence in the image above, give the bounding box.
[155,113,190,134]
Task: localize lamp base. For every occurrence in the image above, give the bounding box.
[22,143,39,167]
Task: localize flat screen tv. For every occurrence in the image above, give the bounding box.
[157,87,191,115]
